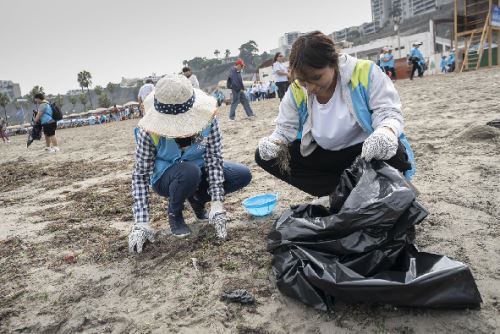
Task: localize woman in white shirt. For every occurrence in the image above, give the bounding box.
[256,31,415,198]
[272,52,290,101]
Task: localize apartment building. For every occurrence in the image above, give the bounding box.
[0,80,21,102]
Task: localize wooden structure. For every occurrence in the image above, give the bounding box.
[455,0,500,72]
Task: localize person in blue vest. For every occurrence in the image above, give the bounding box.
[255,31,414,200]
[129,74,252,253]
[381,47,396,80]
[440,55,447,73]
[409,42,425,80]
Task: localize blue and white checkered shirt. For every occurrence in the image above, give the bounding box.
[132,117,224,224]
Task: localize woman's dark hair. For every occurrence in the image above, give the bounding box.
[273,52,282,62]
[34,92,45,100]
[182,67,191,73]
[289,31,339,81]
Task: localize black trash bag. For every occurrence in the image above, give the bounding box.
[27,110,42,148]
[27,123,42,147]
[267,158,482,311]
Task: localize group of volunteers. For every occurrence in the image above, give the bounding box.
[377,47,396,79]
[128,31,415,253]
[440,50,456,73]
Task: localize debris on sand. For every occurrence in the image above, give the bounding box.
[220,289,256,305]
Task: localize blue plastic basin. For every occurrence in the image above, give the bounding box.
[242,193,278,217]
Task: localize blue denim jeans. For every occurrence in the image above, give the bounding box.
[229,89,254,120]
[152,161,252,214]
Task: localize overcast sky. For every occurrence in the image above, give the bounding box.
[0,0,372,95]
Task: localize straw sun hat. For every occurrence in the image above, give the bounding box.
[138,74,217,138]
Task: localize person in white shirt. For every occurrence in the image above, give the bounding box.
[256,31,415,199]
[137,79,155,117]
[259,81,269,99]
[272,52,290,101]
[182,67,200,89]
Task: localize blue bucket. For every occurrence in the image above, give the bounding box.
[242,193,278,217]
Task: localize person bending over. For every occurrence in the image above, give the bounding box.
[255,31,415,200]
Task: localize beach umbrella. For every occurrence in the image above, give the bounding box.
[123,101,139,107]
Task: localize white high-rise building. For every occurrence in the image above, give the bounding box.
[371,0,393,28]
[371,0,453,27]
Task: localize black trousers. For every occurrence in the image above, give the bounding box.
[410,60,423,80]
[255,140,411,197]
[276,81,290,101]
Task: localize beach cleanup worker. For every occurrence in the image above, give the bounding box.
[273,52,290,101]
[409,43,425,80]
[129,74,252,253]
[255,31,415,199]
[137,79,155,117]
[0,117,10,143]
[228,59,255,121]
[382,47,396,79]
[182,67,200,89]
[440,55,447,73]
[33,93,60,153]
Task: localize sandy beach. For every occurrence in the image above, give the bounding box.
[1,68,499,333]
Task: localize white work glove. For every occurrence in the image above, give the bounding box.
[128,223,155,254]
[209,201,227,240]
[361,127,398,161]
[258,137,280,161]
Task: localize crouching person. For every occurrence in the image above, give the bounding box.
[255,31,415,199]
[129,75,252,253]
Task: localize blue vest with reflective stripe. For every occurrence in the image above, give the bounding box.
[289,60,416,180]
[134,126,211,185]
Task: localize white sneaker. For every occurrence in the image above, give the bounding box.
[52,146,60,152]
[44,147,56,153]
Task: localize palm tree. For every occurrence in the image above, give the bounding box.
[182,60,188,67]
[77,70,94,108]
[214,49,220,59]
[0,93,9,126]
[225,49,231,60]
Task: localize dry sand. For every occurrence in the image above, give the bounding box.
[1,68,499,333]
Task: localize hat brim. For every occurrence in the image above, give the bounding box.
[138,88,217,138]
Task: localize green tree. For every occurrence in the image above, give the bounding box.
[106,82,118,94]
[238,40,259,66]
[214,49,220,59]
[98,93,111,108]
[28,85,45,103]
[182,60,188,67]
[187,57,208,71]
[0,92,9,126]
[225,49,231,59]
[79,93,88,110]
[53,94,64,109]
[94,85,103,96]
[69,95,78,111]
[77,70,93,108]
